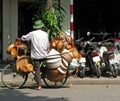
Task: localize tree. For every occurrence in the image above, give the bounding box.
[32,0,66,41]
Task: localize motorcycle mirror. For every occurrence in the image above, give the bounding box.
[87,31,91,36]
[90,37,95,42]
[76,37,84,42]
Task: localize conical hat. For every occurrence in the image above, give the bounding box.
[61,49,73,62]
[57,66,67,74]
[47,48,61,59]
[47,48,60,56]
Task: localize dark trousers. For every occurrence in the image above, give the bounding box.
[33,59,42,86]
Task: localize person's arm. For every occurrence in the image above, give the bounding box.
[21,32,31,41]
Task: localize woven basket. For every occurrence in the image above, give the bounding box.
[69,47,82,60]
[7,43,15,53]
[16,55,33,73]
[46,68,66,82]
[10,47,18,58]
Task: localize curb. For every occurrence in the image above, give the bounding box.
[66,77,120,85]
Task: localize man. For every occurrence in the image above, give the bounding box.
[21,20,50,90]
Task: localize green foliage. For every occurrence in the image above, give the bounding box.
[32,0,66,41]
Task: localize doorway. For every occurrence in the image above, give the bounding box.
[74,0,120,40]
[18,2,34,37]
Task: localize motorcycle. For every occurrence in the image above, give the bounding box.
[112,37,120,68]
[75,35,102,78]
[84,37,101,78]
[75,37,86,78]
[98,38,118,78]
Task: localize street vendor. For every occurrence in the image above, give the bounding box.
[21,20,50,90]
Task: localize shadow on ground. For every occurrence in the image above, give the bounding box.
[0,83,70,101]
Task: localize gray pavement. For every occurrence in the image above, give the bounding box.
[1,62,120,101]
[1,85,120,101]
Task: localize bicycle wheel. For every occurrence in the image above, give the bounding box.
[42,72,68,88]
[79,67,85,78]
[1,63,28,89]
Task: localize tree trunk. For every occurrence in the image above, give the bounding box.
[45,0,52,11]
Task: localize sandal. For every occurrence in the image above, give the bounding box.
[38,86,42,90]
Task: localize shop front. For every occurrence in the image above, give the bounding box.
[1,0,70,60]
[74,0,120,40]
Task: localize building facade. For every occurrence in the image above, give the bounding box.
[1,0,119,60]
[0,0,2,59]
[0,0,70,60]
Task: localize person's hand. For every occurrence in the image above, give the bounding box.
[16,38,21,42]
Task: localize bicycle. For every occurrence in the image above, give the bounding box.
[1,56,69,89]
[1,38,80,89]
[1,41,68,89]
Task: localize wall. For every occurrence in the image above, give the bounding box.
[61,0,70,34]
[3,0,18,60]
[0,0,2,59]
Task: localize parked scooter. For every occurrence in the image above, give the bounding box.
[110,37,120,74]
[75,33,102,78]
[112,37,120,68]
[75,37,86,78]
[98,37,118,78]
[84,37,101,78]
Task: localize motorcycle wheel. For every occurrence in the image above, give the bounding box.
[94,62,101,78]
[110,64,118,78]
[79,67,85,78]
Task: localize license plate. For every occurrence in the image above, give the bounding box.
[93,56,100,62]
[79,57,86,62]
[109,58,116,64]
[81,62,86,67]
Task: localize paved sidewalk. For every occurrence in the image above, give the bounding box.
[66,76,120,85]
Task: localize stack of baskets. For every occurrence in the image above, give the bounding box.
[16,55,33,74]
[46,48,73,82]
[7,39,33,74]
